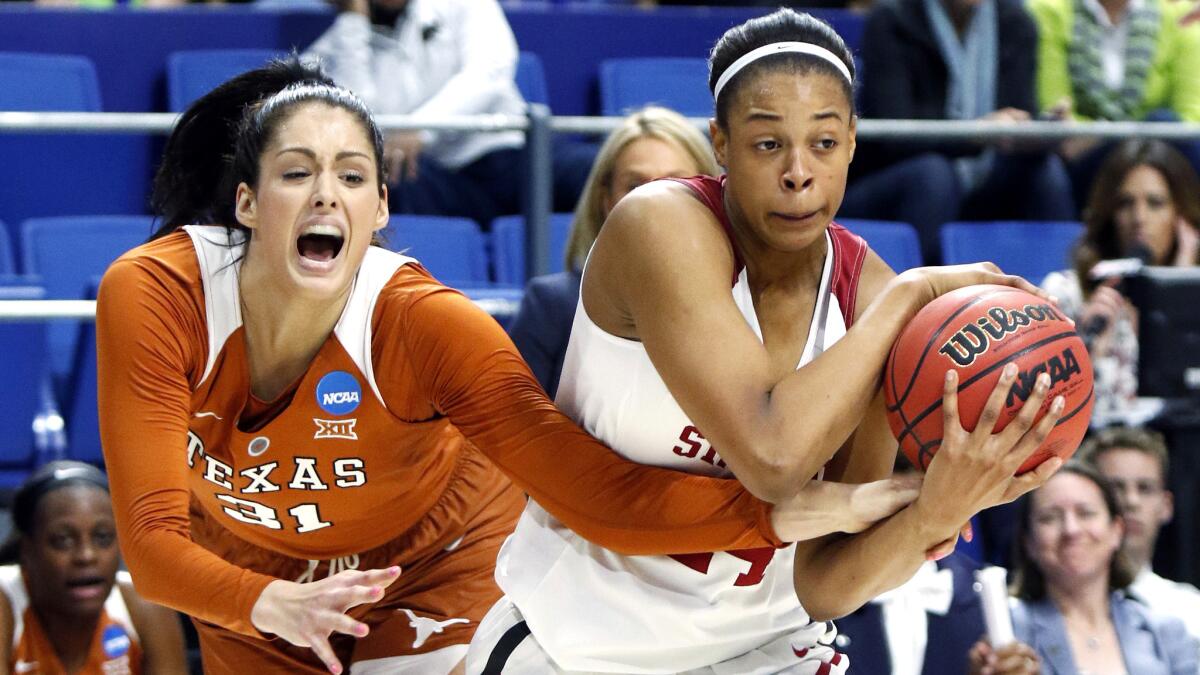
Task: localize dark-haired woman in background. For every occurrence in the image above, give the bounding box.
[1041,140,1200,418]
[0,461,186,674]
[468,9,1065,673]
[968,462,1197,674]
[96,57,907,675]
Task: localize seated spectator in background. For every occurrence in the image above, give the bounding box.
[305,0,592,227]
[0,461,187,674]
[835,551,998,674]
[844,0,1075,263]
[508,106,718,397]
[1027,0,1200,206]
[969,462,1197,675]
[833,456,991,675]
[1081,427,1200,643]
[1041,140,1200,417]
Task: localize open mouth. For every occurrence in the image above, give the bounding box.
[66,575,108,600]
[296,224,345,264]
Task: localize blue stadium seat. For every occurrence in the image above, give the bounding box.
[0,53,101,111]
[65,280,103,466]
[490,213,575,287]
[839,219,923,272]
[461,286,525,332]
[167,49,283,113]
[21,216,153,382]
[0,284,53,477]
[516,51,549,106]
[0,221,15,275]
[0,53,154,248]
[382,216,489,287]
[599,57,711,117]
[940,221,1084,285]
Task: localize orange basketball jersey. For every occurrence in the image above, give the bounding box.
[179,225,467,561]
[98,226,778,637]
[0,566,142,675]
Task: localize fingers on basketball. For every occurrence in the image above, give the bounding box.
[972,363,1019,441]
[996,372,1050,450]
[941,370,962,436]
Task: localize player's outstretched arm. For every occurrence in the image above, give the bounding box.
[391,280,784,555]
[590,185,1050,504]
[391,270,922,553]
[789,366,1064,621]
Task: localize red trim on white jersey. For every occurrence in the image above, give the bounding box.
[662,175,868,322]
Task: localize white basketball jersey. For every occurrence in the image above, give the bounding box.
[495,180,867,673]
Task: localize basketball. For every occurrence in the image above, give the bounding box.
[884,285,1094,475]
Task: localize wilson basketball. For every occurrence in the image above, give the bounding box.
[884,285,1094,475]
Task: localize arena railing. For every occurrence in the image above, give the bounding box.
[0,105,1197,323]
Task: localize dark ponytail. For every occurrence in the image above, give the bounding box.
[149,56,340,239]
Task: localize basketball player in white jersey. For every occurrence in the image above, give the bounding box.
[467,9,1065,674]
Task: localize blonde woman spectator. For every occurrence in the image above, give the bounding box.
[508,106,719,397]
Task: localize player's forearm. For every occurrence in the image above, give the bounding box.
[117,518,274,637]
[792,504,955,620]
[768,481,863,541]
[741,276,926,497]
[466,373,783,554]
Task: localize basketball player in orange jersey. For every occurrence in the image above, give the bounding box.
[0,462,187,675]
[95,59,927,675]
[469,10,1068,673]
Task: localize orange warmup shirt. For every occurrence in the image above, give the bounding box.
[96,228,780,638]
[1,567,142,675]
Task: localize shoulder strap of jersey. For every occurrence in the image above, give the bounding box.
[0,565,26,647]
[183,225,246,386]
[827,223,868,328]
[333,246,416,405]
[105,570,139,641]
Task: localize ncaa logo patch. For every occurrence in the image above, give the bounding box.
[102,624,131,658]
[316,371,361,416]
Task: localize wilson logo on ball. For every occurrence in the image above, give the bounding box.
[885,285,1094,475]
[938,303,1064,367]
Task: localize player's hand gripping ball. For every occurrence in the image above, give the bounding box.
[884,285,1094,474]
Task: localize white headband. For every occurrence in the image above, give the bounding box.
[713,41,852,101]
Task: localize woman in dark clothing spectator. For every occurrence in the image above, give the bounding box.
[842,0,1075,263]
